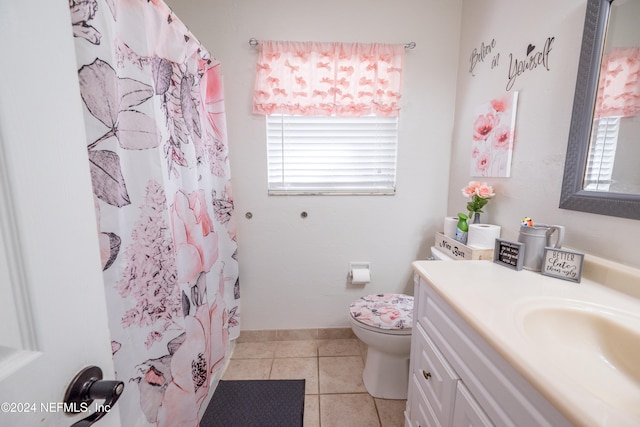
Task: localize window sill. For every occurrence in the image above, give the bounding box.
[267,189,396,196]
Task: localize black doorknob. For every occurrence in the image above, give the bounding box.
[63,366,124,427]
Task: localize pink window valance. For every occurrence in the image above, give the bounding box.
[253,40,404,117]
[595,47,640,119]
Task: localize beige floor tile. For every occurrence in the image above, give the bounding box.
[317,338,361,357]
[320,394,381,427]
[277,328,318,341]
[270,357,319,394]
[221,358,272,380]
[375,398,407,427]
[222,335,406,426]
[303,394,320,427]
[275,340,318,358]
[318,356,366,394]
[318,327,355,340]
[231,341,277,359]
[237,329,277,342]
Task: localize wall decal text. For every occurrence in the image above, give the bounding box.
[469,38,498,76]
[506,37,555,91]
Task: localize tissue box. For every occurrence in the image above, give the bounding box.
[434,232,494,261]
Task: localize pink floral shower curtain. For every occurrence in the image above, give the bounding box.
[69,1,239,425]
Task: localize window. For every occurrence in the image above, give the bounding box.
[266,114,398,195]
[583,117,619,191]
[253,40,405,195]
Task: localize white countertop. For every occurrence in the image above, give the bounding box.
[412,259,640,427]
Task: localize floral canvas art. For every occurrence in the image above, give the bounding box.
[470,92,518,177]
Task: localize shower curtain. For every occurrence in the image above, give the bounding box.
[69,1,239,425]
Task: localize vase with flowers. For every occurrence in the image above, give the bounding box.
[461,181,495,224]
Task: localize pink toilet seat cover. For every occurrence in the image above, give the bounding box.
[349,293,413,330]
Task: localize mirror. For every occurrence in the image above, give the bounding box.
[560,0,640,220]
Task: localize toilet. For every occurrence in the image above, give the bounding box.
[348,293,413,400]
[430,245,455,261]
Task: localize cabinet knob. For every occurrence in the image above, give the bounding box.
[422,370,432,380]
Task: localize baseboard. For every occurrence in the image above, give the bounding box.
[236,327,355,343]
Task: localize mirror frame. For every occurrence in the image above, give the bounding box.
[559,0,640,220]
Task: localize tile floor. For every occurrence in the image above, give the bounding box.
[222,334,407,427]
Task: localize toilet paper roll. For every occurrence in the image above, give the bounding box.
[467,224,501,249]
[351,268,371,285]
[443,216,459,238]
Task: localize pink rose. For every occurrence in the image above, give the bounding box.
[461,181,481,197]
[476,184,495,198]
[171,189,219,283]
[156,302,213,427]
[462,181,494,198]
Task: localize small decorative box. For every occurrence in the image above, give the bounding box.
[434,232,494,261]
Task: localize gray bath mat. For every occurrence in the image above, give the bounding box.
[201,379,305,427]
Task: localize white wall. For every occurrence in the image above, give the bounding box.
[166,0,463,329]
[449,0,640,269]
[168,0,640,331]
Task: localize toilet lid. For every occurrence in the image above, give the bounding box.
[349,293,413,330]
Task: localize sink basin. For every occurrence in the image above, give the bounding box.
[519,303,640,414]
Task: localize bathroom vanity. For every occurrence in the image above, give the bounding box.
[406,259,640,427]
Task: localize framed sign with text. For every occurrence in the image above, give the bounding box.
[493,238,524,270]
[541,247,584,283]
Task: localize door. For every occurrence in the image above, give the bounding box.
[0,2,120,426]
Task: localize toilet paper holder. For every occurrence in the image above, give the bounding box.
[349,261,371,284]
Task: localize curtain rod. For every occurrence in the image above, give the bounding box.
[248,37,416,50]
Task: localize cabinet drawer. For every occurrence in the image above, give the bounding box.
[412,323,458,427]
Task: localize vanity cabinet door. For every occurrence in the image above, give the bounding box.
[452,383,493,427]
[411,323,459,426]
[407,375,440,427]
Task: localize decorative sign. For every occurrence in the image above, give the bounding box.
[541,247,584,283]
[493,238,524,270]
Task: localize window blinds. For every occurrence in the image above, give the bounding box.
[266,115,398,194]
[583,117,620,191]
